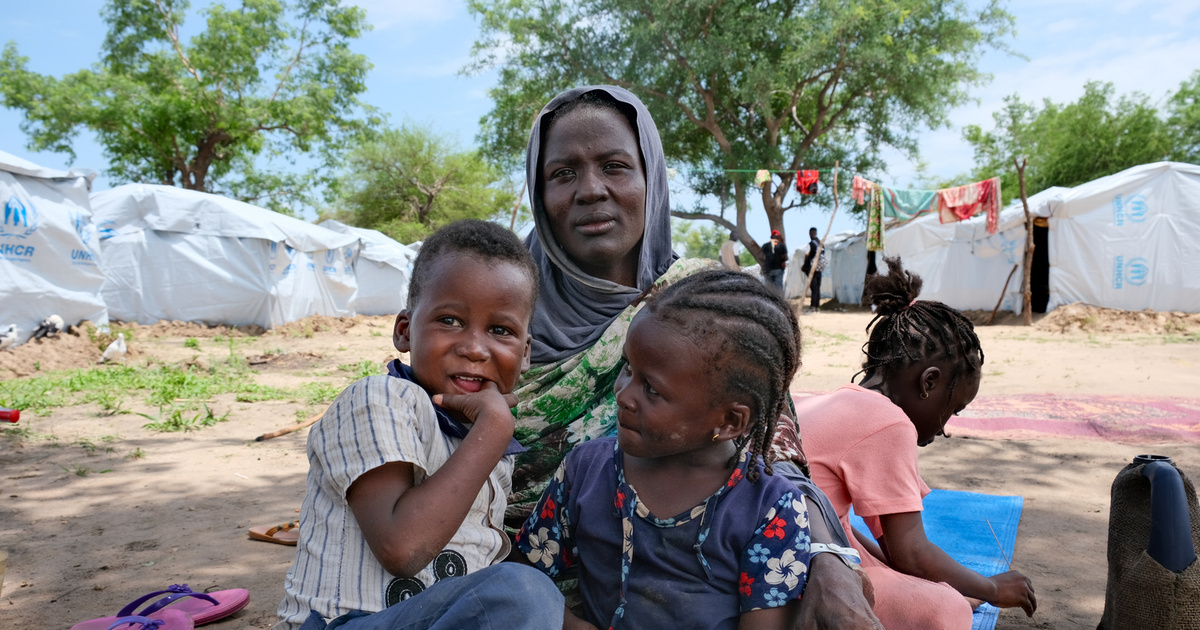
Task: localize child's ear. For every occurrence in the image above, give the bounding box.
[721,402,753,439]
[919,365,942,397]
[520,333,532,373]
[393,310,412,353]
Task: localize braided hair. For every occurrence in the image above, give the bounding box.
[857,256,984,410]
[645,269,802,482]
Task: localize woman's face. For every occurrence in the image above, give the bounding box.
[540,106,647,287]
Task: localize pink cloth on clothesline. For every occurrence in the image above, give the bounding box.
[937,177,1001,234]
[851,175,873,205]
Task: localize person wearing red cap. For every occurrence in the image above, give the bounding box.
[760,229,788,293]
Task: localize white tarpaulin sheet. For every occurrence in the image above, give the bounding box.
[824,231,869,305]
[783,237,841,300]
[91,184,361,328]
[319,219,416,316]
[0,150,107,346]
[1043,162,1200,312]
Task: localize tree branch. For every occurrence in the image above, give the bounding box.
[153,0,201,83]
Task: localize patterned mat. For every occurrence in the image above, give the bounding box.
[794,392,1200,443]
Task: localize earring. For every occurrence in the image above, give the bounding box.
[920,391,929,400]
[712,429,720,442]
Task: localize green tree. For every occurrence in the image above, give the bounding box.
[1168,70,1200,164]
[0,0,376,214]
[467,0,1014,260]
[671,220,755,265]
[963,82,1174,203]
[328,124,517,244]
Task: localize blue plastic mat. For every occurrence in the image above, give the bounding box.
[849,489,1024,630]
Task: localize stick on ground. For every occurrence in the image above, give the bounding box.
[255,404,331,442]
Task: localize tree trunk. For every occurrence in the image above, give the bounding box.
[733,178,765,266]
[1015,157,1035,326]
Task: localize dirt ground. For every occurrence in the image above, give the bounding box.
[2,305,1199,629]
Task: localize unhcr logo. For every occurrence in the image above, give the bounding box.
[1127,257,1149,286]
[2,195,39,238]
[1112,194,1149,226]
[1112,255,1150,289]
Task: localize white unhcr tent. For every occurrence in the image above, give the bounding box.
[91,184,361,328]
[1042,162,1200,312]
[826,186,1068,312]
[319,219,416,316]
[0,150,107,346]
[825,162,1200,315]
[783,236,841,301]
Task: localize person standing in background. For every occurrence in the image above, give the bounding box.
[760,229,788,292]
[719,231,742,269]
[802,227,826,312]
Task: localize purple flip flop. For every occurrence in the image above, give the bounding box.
[72,609,194,630]
[70,584,249,629]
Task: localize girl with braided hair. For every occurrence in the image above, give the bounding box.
[516,270,823,630]
[797,256,1037,629]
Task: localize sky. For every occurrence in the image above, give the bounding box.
[2,0,1198,246]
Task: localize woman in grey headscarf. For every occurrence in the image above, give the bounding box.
[509,86,882,629]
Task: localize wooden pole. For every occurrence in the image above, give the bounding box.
[509,179,527,232]
[1014,157,1035,326]
[801,161,839,311]
[509,109,543,232]
[987,264,1020,325]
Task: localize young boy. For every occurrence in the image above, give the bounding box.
[275,220,564,630]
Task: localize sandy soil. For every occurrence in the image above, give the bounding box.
[2,306,1199,629]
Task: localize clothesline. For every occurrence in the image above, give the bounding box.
[671,166,1003,247]
[680,167,846,173]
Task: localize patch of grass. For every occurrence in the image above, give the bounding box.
[126,447,146,460]
[338,360,383,380]
[139,404,231,433]
[369,330,383,337]
[808,329,853,343]
[300,382,342,405]
[62,464,91,477]
[1164,332,1200,344]
[74,438,97,453]
[0,362,289,416]
[184,337,200,349]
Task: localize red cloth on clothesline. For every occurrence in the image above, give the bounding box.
[797,170,819,195]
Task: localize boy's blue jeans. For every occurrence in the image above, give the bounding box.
[298,563,564,630]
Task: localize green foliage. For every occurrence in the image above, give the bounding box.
[338,360,383,380]
[327,123,518,244]
[1168,70,1200,164]
[0,362,286,416]
[467,0,1014,238]
[300,381,342,405]
[138,403,230,432]
[670,220,753,265]
[0,0,378,214]
[183,338,200,350]
[963,82,1175,202]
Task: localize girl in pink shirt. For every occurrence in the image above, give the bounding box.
[797,256,1037,630]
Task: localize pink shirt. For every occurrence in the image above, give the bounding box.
[796,384,929,568]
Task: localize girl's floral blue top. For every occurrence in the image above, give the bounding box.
[515,437,812,630]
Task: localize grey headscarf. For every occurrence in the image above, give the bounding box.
[525,85,677,364]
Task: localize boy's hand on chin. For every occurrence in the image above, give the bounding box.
[433,381,519,430]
